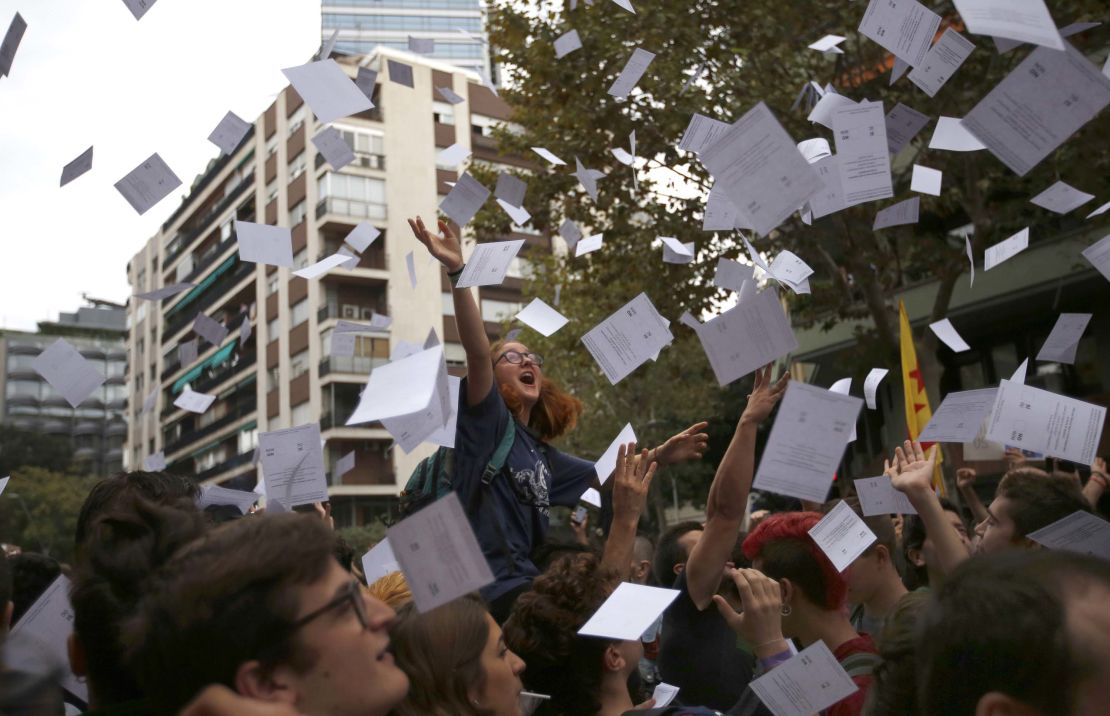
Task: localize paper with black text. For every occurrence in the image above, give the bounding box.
[864,368,889,409]
[749,640,858,716]
[908,28,975,97]
[873,197,919,230]
[961,43,1110,176]
[703,184,755,230]
[197,485,259,514]
[208,111,252,156]
[753,382,862,503]
[952,0,1063,50]
[362,538,401,583]
[855,476,917,516]
[456,240,525,288]
[595,423,637,485]
[134,282,193,301]
[608,47,655,99]
[858,0,941,66]
[281,60,373,124]
[1030,181,1094,214]
[679,113,730,154]
[828,378,857,442]
[984,227,1029,271]
[115,153,182,215]
[986,380,1106,465]
[1081,234,1110,282]
[174,386,216,414]
[347,345,445,425]
[312,127,356,170]
[193,313,229,346]
[259,423,328,507]
[389,492,495,612]
[806,92,856,131]
[439,172,490,226]
[7,576,88,702]
[918,388,999,443]
[32,339,106,408]
[60,146,94,187]
[929,318,971,352]
[578,583,680,641]
[885,103,930,155]
[832,101,893,207]
[807,155,846,220]
[695,288,798,387]
[236,221,294,267]
[554,29,582,58]
[1036,313,1092,364]
[0,12,27,77]
[1027,512,1110,560]
[809,500,877,572]
[581,293,673,385]
[516,298,568,337]
[929,116,986,152]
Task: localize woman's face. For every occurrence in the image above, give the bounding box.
[471,613,526,716]
[493,342,543,409]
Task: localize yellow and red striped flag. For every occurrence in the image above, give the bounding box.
[899,300,945,493]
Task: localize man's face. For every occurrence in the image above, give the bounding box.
[285,561,409,716]
[975,497,1021,555]
[924,509,972,566]
[845,549,882,605]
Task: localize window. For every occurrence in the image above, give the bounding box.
[290,349,310,378]
[267,316,280,340]
[291,298,309,326]
[444,342,466,367]
[265,134,279,158]
[480,299,524,323]
[289,200,307,226]
[291,401,313,426]
[293,249,310,272]
[288,106,306,135]
[220,218,234,241]
[266,367,280,392]
[433,101,456,126]
[317,173,386,219]
[337,128,384,156]
[238,425,258,455]
[266,179,278,203]
[442,293,456,316]
[267,273,280,296]
[7,353,37,371]
[6,380,40,399]
[288,151,306,180]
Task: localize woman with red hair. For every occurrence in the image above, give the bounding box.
[409,217,708,622]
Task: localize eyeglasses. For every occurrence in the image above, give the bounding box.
[494,350,544,367]
[289,580,370,633]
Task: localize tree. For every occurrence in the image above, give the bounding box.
[0,425,75,476]
[0,467,96,562]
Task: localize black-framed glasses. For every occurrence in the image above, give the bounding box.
[494,350,544,367]
[289,580,369,633]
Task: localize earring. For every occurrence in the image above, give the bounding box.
[780,604,792,616]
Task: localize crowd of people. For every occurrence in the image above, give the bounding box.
[0,217,1106,715]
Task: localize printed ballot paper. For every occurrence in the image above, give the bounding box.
[908,28,975,98]
[388,492,495,612]
[595,423,637,484]
[918,388,999,443]
[114,153,182,216]
[439,172,490,226]
[197,485,258,514]
[345,221,381,253]
[754,382,862,503]
[1030,181,1095,215]
[362,538,401,584]
[809,500,878,572]
[174,387,216,414]
[516,298,568,337]
[929,318,972,352]
[1036,313,1092,364]
[1028,512,1110,561]
[984,227,1029,271]
[32,339,106,408]
[208,111,252,156]
[749,640,858,716]
[259,423,329,507]
[7,576,88,702]
[236,221,294,267]
[281,60,373,124]
[885,103,930,155]
[679,113,730,155]
[581,293,673,385]
[702,102,824,237]
[1082,234,1110,282]
[961,43,1110,176]
[578,583,680,641]
[987,381,1107,465]
[858,0,941,66]
[608,47,655,99]
[953,0,1063,50]
[832,101,893,207]
[193,313,228,346]
[855,476,917,516]
[134,282,193,301]
[456,239,525,288]
[347,345,447,425]
[312,127,356,170]
[60,146,94,187]
[873,197,920,230]
[864,368,889,409]
[695,288,798,387]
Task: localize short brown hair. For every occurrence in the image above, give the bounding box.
[491,340,583,441]
[996,468,1091,539]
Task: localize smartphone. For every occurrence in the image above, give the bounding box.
[571,506,588,525]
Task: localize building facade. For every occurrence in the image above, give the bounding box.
[322,0,490,78]
[125,48,541,527]
[0,301,128,476]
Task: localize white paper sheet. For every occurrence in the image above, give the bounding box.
[121,0,159,21]
[858,0,942,66]
[809,500,878,572]
[142,451,166,471]
[114,153,182,216]
[362,538,401,583]
[554,29,582,58]
[575,233,605,257]
[141,387,158,415]
[0,12,27,77]
[749,640,859,716]
[407,36,434,53]
[178,338,198,368]
[355,67,378,100]
[828,378,857,442]
[281,59,373,124]
[679,113,731,154]
[608,47,656,99]
[573,157,606,201]
[961,43,1110,176]
[440,172,490,226]
[963,413,1005,461]
[581,293,673,385]
[235,221,294,267]
[714,258,755,292]
[133,282,193,302]
[423,375,461,450]
[580,487,602,508]
[559,219,582,253]
[174,386,216,414]
[953,0,1063,50]
[809,34,846,53]
[531,147,566,165]
[6,576,88,702]
[497,198,532,226]
[832,101,893,207]
[193,313,228,346]
[929,116,987,151]
[695,288,798,387]
[294,253,357,279]
[31,339,106,408]
[873,196,920,230]
[0,476,8,496]
[1036,313,1092,364]
[388,492,495,612]
[312,126,356,170]
[436,85,464,105]
[986,380,1107,465]
[661,238,695,264]
[753,382,862,503]
[703,184,756,230]
[208,111,252,156]
[798,138,832,164]
[578,583,681,641]
[437,142,471,168]
[994,21,1098,54]
[259,423,329,507]
[929,318,972,352]
[806,155,846,220]
[984,227,1029,271]
[966,236,976,288]
[60,146,94,187]
[1027,511,1110,560]
[864,368,889,409]
[347,345,445,425]
[855,476,917,516]
[910,165,943,196]
[652,683,680,709]
[1030,181,1094,214]
[387,59,414,87]
[918,388,1000,442]
[885,103,931,155]
[516,298,568,337]
[197,485,259,514]
[1081,233,1110,282]
[806,92,856,131]
[344,221,381,253]
[495,172,527,208]
[595,423,638,485]
[908,28,976,97]
[381,357,451,455]
[456,239,525,288]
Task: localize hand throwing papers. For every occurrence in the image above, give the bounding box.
[754,382,863,502]
[986,380,1107,465]
[581,293,673,385]
[693,288,798,387]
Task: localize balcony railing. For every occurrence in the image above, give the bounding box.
[316,197,387,222]
[164,400,256,455]
[162,261,254,340]
[316,303,387,323]
[190,351,257,396]
[315,152,385,171]
[164,175,256,266]
[318,354,388,377]
[192,450,255,484]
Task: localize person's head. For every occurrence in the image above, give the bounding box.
[917,549,1110,716]
[652,521,702,586]
[75,470,200,554]
[975,468,1092,555]
[126,513,408,715]
[490,340,582,440]
[833,504,903,607]
[69,496,207,707]
[392,594,525,716]
[863,590,930,716]
[901,497,969,590]
[367,571,413,610]
[504,553,634,715]
[9,552,62,625]
[742,512,846,635]
[631,535,653,585]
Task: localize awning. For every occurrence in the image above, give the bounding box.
[172,341,237,394]
[166,255,238,318]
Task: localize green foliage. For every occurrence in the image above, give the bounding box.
[337,521,388,557]
[0,467,96,562]
[0,425,75,476]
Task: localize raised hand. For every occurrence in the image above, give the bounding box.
[740,363,790,425]
[712,567,787,657]
[956,466,977,492]
[656,422,709,466]
[408,216,464,273]
[886,440,937,496]
[611,443,656,525]
[1004,446,1028,470]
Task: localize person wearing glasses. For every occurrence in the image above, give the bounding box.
[126,512,409,715]
[409,217,709,622]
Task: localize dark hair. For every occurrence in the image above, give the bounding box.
[742,512,846,610]
[901,497,961,591]
[0,550,11,620]
[125,513,337,713]
[391,594,493,716]
[71,495,207,706]
[9,553,62,625]
[996,468,1091,539]
[864,590,929,716]
[652,521,702,588]
[826,499,900,571]
[532,538,596,574]
[75,471,200,550]
[917,550,1110,716]
[503,553,619,716]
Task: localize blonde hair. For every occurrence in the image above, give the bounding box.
[367,571,412,609]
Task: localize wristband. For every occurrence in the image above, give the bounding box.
[757,648,793,674]
[448,264,465,287]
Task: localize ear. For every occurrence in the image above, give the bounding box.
[234,661,297,704]
[975,691,1041,716]
[907,547,926,568]
[673,562,685,576]
[778,577,795,608]
[602,644,626,674]
[875,544,891,565]
[635,560,651,582]
[67,632,87,679]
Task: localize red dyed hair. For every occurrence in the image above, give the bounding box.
[742,512,848,610]
[491,341,583,442]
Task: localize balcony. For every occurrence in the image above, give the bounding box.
[164,174,256,266]
[315,152,385,172]
[192,449,254,483]
[316,302,388,324]
[163,259,254,340]
[319,354,388,377]
[315,197,387,229]
[164,398,257,455]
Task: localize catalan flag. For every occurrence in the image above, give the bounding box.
[899,300,945,493]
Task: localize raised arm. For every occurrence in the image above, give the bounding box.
[408,217,492,406]
[889,440,970,577]
[686,365,788,610]
[601,443,656,579]
[956,467,989,525]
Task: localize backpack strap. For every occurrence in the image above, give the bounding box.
[470,417,519,576]
[481,419,517,485]
[840,651,882,679]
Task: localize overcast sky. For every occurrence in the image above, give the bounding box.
[0,0,320,330]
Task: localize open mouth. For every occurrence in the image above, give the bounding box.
[520,371,536,386]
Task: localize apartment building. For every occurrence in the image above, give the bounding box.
[125,47,543,527]
[323,0,490,77]
[0,301,128,476]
